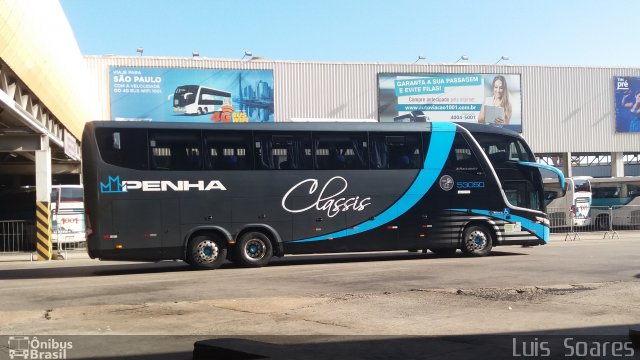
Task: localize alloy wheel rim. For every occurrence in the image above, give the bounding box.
[465,230,488,251]
[244,239,266,260]
[195,240,219,263]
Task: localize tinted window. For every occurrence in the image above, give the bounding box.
[474,133,535,163]
[504,180,542,211]
[95,128,148,170]
[445,134,484,176]
[204,132,253,170]
[314,133,368,170]
[149,130,202,171]
[369,133,422,169]
[254,132,312,170]
[61,187,83,202]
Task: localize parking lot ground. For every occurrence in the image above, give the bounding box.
[0,233,639,359]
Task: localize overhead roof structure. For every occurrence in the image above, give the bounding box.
[0,0,99,178]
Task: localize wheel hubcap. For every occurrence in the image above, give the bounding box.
[195,240,219,263]
[245,239,265,260]
[465,230,488,251]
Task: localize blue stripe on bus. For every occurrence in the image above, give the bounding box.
[448,208,549,244]
[292,122,457,243]
[517,161,565,190]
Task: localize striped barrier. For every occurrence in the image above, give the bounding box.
[35,201,52,260]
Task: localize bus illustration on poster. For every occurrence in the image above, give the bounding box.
[109,67,274,122]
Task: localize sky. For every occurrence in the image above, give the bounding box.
[59,0,639,67]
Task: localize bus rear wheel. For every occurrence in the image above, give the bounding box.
[461,224,493,257]
[234,232,273,268]
[186,235,227,269]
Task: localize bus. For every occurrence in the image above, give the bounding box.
[173,85,231,116]
[81,121,563,269]
[50,185,85,245]
[589,177,640,230]
[543,177,592,229]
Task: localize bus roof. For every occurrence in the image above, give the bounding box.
[86,120,527,136]
[588,176,640,184]
[86,120,438,133]
[455,122,524,138]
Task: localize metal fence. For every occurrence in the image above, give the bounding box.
[548,205,640,234]
[1,219,86,254]
[0,220,35,252]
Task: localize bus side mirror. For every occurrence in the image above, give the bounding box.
[561,182,568,197]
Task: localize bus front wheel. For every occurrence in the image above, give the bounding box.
[186,235,227,269]
[234,232,273,268]
[461,224,493,257]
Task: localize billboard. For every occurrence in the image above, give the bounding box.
[614,76,640,132]
[109,67,274,122]
[378,73,522,132]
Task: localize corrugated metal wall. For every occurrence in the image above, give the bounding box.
[84,56,640,154]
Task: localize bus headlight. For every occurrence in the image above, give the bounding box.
[536,216,550,227]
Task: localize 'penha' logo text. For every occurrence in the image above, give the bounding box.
[100,176,226,193]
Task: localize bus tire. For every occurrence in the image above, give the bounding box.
[186,234,227,269]
[234,232,273,268]
[460,224,493,257]
[429,248,457,257]
[595,214,610,231]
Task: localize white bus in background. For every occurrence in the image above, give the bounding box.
[590,177,640,230]
[50,185,85,245]
[173,85,231,115]
[544,177,592,229]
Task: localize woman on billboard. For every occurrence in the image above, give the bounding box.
[479,75,512,125]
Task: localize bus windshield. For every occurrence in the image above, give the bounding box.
[472,132,542,211]
[574,179,591,193]
[174,85,199,107]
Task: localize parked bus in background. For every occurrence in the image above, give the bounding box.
[589,177,640,230]
[173,85,231,116]
[82,121,563,270]
[50,185,85,246]
[542,177,592,229]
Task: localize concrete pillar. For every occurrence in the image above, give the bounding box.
[561,151,572,178]
[35,135,52,261]
[35,135,51,203]
[611,152,624,177]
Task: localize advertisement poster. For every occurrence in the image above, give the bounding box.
[378,73,522,132]
[614,76,640,132]
[109,67,274,122]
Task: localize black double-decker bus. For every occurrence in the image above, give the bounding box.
[82,121,563,269]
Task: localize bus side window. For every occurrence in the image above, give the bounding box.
[148,130,202,171]
[313,132,368,170]
[254,133,312,170]
[95,128,149,170]
[369,133,422,169]
[204,132,253,170]
[445,134,484,176]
